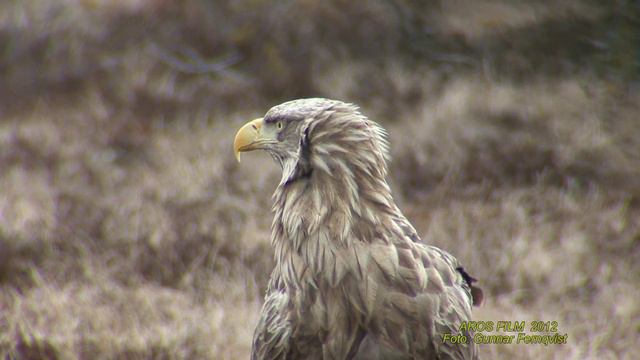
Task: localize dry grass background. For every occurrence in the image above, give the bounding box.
[1,0,639,359]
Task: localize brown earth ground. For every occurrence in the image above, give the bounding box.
[1,1,639,359]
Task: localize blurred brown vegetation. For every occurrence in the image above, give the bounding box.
[1,0,639,359]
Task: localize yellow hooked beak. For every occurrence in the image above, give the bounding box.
[233,118,264,162]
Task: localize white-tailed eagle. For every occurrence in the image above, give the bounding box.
[234,98,482,359]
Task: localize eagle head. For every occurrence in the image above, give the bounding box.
[234,98,390,187]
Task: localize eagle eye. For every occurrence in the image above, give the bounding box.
[276,121,283,130]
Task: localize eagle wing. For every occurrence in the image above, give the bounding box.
[341,216,479,360]
[252,272,293,360]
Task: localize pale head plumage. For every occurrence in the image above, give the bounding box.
[257,98,389,187]
[234,98,481,360]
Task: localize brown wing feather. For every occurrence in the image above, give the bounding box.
[252,273,293,360]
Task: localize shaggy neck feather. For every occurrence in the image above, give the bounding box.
[270,113,399,287]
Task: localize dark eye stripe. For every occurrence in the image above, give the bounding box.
[264,116,282,124]
[264,114,302,124]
